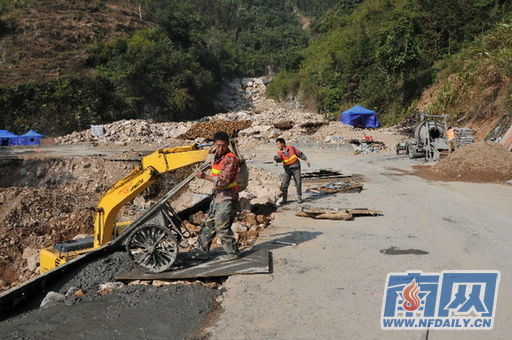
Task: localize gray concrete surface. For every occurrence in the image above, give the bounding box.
[210,146,512,339]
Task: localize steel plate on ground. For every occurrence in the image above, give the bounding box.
[115,249,271,280]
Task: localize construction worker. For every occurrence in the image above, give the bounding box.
[193,131,240,262]
[447,126,458,153]
[274,138,310,204]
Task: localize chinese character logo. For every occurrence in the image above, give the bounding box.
[382,271,500,330]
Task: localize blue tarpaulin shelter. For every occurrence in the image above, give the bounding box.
[18,130,44,145]
[339,105,381,128]
[0,130,19,146]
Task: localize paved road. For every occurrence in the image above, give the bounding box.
[210,146,512,339]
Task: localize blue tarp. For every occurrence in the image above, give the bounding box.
[0,130,19,146]
[339,105,381,128]
[18,130,44,145]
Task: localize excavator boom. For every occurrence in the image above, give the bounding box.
[40,144,210,272]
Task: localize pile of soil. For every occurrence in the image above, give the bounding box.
[178,120,252,140]
[274,120,294,130]
[414,142,512,183]
[0,187,94,286]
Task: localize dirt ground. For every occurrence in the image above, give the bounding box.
[414,141,512,183]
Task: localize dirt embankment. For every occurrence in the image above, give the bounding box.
[414,142,512,183]
[0,157,138,290]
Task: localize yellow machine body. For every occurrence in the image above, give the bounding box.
[39,247,94,273]
[40,144,210,273]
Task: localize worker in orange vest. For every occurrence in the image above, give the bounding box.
[274,138,310,204]
[447,126,458,153]
[193,131,240,262]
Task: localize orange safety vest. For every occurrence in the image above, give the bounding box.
[447,129,456,140]
[210,152,238,190]
[278,145,298,166]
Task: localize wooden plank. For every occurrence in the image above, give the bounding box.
[314,212,353,220]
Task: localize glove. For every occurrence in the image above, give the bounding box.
[306,160,311,167]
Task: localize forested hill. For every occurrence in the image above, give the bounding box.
[267,0,512,128]
[1,0,511,136]
[0,0,341,135]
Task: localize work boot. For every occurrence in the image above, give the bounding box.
[216,253,238,262]
[190,248,210,260]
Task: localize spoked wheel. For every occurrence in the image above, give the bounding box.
[126,224,178,273]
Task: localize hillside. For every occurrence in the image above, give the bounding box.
[1,0,512,139]
[267,0,512,136]
[415,22,512,140]
[0,0,152,86]
[0,0,331,136]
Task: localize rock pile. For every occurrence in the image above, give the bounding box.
[55,77,405,152]
[56,119,194,145]
[178,120,252,140]
[182,204,276,251]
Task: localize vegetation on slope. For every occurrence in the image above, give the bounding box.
[1,0,511,135]
[267,0,511,125]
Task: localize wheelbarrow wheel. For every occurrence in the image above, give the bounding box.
[126,224,178,273]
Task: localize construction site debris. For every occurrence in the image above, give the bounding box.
[296,208,383,221]
[485,114,512,141]
[305,182,363,196]
[40,291,65,308]
[274,121,294,130]
[300,121,326,135]
[56,119,194,145]
[178,120,252,140]
[456,128,475,147]
[302,169,351,181]
[501,124,512,151]
[53,77,406,151]
[307,121,403,149]
[414,141,512,183]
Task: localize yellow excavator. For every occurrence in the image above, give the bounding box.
[39,144,211,274]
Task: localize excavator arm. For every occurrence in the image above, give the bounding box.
[40,144,209,272]
[94,144,209,247]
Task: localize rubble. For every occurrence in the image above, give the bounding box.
[54,77,406,152]
[305,182,363,195]
[56,119,194,145]
[178,120,252,140]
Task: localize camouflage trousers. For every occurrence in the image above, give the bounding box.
[198,199,237,255]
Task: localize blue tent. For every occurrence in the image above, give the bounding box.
[339,105,381,128]
[0,130,19,146]
[18,130,44,145]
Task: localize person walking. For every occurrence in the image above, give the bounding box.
[447,126,458,153]
[274,138,310,204]
[193,131,240,262]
